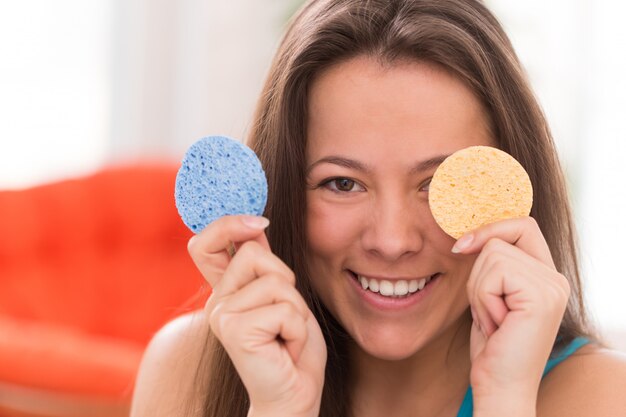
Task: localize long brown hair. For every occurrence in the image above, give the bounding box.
[192,1,597,415]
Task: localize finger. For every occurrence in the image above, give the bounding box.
[468,242,555,337]
[468,239,524,307]
[467,239,527,336]
[187,215,270,287]
[466,239,507,335]
[297,311,328,378]
[231,229,270,256]
[451,216,555,268]
[215,273,310,319]
[469,315,487,361]
[469,238,552,298]
[470,299,499,339]
[210,301,308,364]
[469,260,511,338]
[214,240,296,299]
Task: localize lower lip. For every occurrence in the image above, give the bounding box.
[347,271,441,312]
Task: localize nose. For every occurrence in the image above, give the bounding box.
[361,192,425,261]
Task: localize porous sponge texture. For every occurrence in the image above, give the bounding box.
[428,146,533,239]
[175,136,268,233]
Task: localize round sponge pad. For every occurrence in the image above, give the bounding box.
[428,146,533,239]
[175,136,268,233]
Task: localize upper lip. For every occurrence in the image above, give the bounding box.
[349,270,438,281]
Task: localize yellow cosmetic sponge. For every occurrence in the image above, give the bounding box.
[428,146,533,239]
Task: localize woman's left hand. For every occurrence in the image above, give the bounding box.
[452,216,571,414]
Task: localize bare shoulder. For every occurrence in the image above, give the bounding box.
[537,343,626,417]
[130,310,211,417]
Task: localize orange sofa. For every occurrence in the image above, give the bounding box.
[0,164,210,417]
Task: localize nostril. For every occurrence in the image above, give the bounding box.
[361,214,424,260]
[364,237,422,261]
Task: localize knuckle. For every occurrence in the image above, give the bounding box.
[483,238,505,254]
[481,247,501,268]
[547,271,570,296]
[186,235,198,255]
[525,216,540,230]
[208,301,230,336]
[291,292,309,318]
[236,240,259,257]
[187,236,211,262]
[538,276,570,315]
[271,280,308,314]
[238,240,267,261]
[279,301,298,317]
[556,273,572,299]
[208,304,222,333]
[285,269,297,286]
[268,256,295,285]
[563,280,572,299]
[477,288,489,303]
[491,256,508,272]
[264,273,285,288]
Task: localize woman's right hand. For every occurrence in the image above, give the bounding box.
[188,215,327,417]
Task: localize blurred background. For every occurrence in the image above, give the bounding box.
[0,0,624,415]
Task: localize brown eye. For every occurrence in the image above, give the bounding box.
[335,178,355,191]
[320,177,364,193]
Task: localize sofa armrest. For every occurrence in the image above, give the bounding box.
[0,382,129,417]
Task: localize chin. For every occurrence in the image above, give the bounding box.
[352,326,427,361]
[358,339,421,361]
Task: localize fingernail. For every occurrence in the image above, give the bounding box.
[240,215,270,229]
[452,233,473,253]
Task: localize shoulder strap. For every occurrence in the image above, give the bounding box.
[456,386,473,417]
[542,337,590,377]
[456,337,590,417]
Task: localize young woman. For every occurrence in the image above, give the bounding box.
[131,1,626,416]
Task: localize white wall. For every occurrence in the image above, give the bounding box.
[487,0,626,348]
[0,0,288,188]
[0,1,111,188]
[576,0,626,339]
[108,0,288,163]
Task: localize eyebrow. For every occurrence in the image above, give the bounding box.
[306,154,451,176]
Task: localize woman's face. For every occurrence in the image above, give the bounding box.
[305,56,495,360]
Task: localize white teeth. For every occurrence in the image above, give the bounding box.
[395,280,408,296]
[357,274,435,297]
[379,280,394,296]
[360,276,369,290]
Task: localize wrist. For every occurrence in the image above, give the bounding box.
[473,404,535,417]
[472,386,537,417]
[247,405,319,417]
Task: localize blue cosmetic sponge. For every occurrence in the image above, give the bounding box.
[174,135,268,233]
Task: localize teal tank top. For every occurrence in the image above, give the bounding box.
[455,337,590,417]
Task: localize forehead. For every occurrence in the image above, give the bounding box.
[306,56,494,162]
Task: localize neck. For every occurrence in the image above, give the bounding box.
[349,312,472,417]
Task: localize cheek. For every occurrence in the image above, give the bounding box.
[306,196,365,256]
[417,203,476,287]
[416,201,456,249]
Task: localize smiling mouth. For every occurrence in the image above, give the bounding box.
[348,271,441,298]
